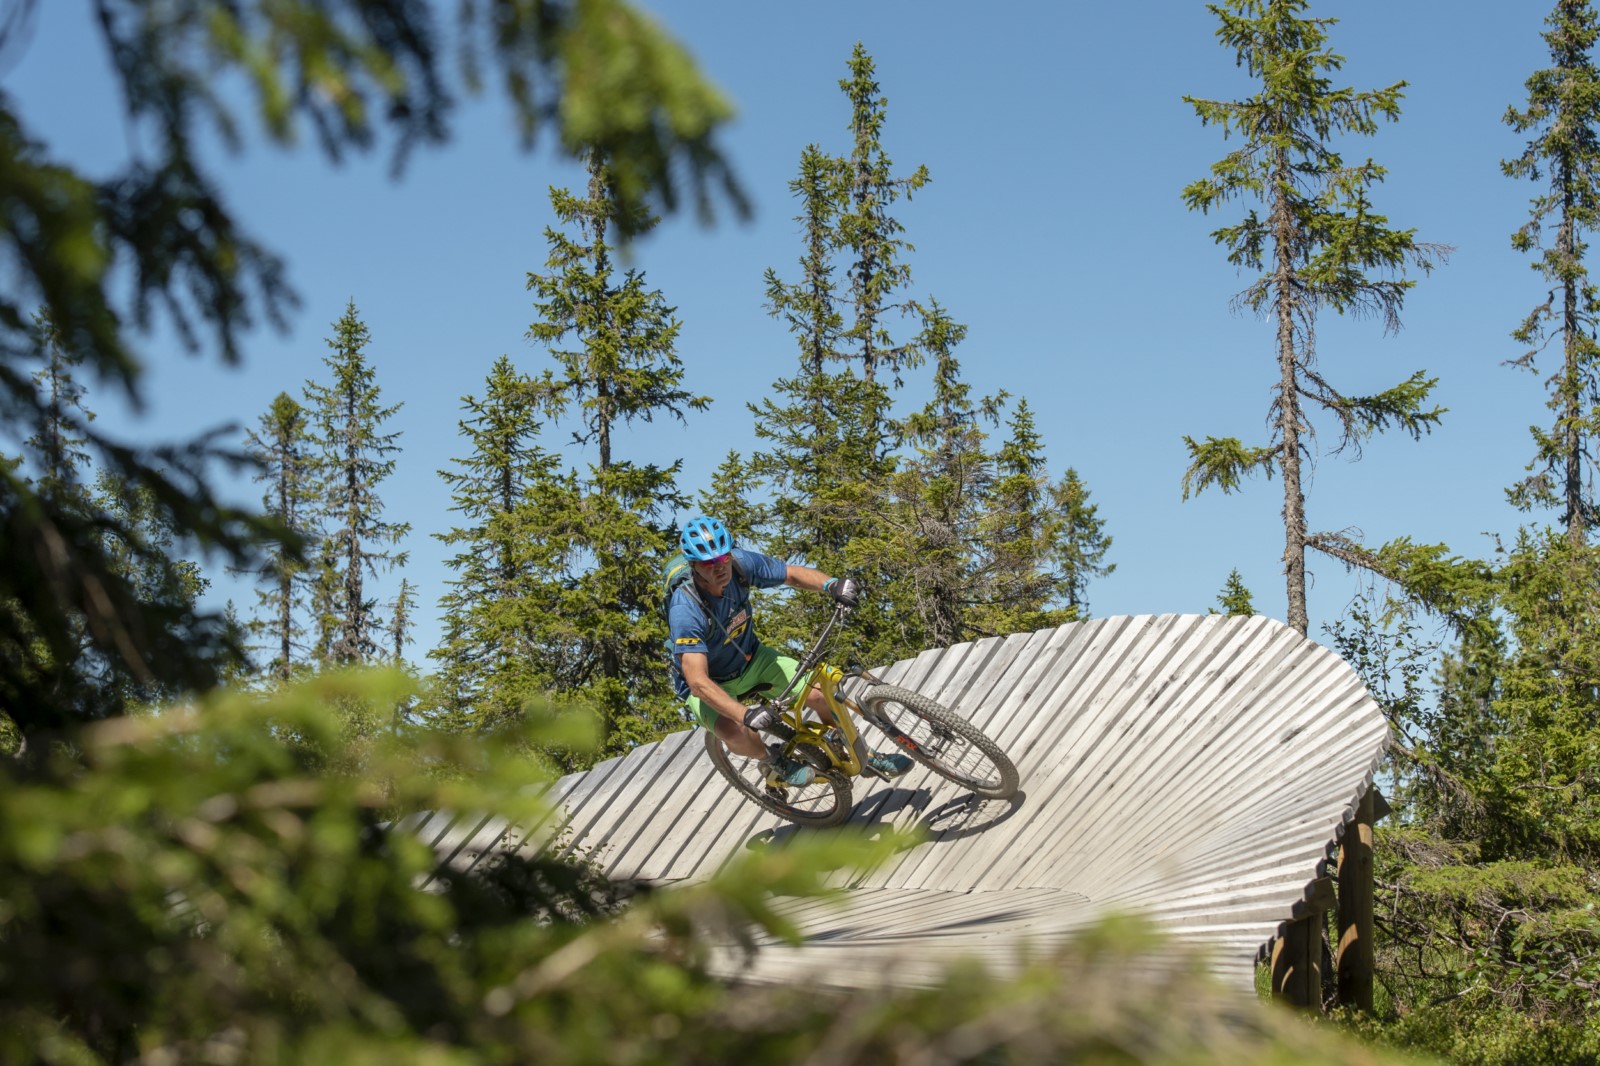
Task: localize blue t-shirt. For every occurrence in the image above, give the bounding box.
[668,546,789,698]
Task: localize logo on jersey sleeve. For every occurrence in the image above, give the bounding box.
[675,637,702,646]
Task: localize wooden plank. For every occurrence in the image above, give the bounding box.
[590,729,718,880]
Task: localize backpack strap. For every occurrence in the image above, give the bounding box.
[674,559,754,666]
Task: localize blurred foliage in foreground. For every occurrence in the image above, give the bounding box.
[0,670,1429,1066]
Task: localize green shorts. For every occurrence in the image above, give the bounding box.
[686,644,800,731]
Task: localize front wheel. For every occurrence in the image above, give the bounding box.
[703,729,853,828]
[857,685,1019,799]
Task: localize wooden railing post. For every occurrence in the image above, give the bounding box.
[1335,787,1388,1013]
[1271,876,1336,1010]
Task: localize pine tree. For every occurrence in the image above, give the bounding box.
[1212,569,1256,616]
[241,392,317,681]
[523,154,706,759]
[1504,0,1600,544]
[430,356,557,733]
[1181,0,1446,634]
[303,302,410,665]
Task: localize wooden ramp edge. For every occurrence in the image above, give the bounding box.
[417,613,1390,996]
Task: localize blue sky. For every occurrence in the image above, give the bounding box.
[2,1,1562,666]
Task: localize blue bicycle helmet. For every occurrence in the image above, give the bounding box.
[680,515,734,561]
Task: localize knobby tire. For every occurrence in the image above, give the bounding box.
[703,729,853,828]
[857,685,1019,799]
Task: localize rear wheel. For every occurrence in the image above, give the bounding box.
[703,729,853,828]
[857,685,1019,799]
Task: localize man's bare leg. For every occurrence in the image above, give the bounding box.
[714,714,768,760]
[717,687,836,761]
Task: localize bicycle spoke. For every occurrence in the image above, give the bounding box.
[703,730,852,826]
[858,686,1018,798]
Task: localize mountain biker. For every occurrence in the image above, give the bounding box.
[670,515,912,788]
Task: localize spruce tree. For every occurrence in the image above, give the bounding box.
[16,324,232,719]
[762,145,846,379]
[17,311,95,699]
[0,0,741,736]
[523,154,706,759]
[1504,0,1600,544]
[1212,569,1257,616]
[1050,468,1115,618]
[698,451,769,543]
[749,46,930,662]
[837,43,930,386]
[389,578,415,665]
[241,392,318,681]
[970,399,1067,636]
[303,302,410,665]
[863,302,1000,655]
[750,140,852,635]
[747,137,862,644]
[89,470,213,708]
[27,310,93,495]
[430,355,557,733]
[1181,0,1446,634]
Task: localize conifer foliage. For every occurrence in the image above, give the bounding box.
[3,314,240,728]
[431,356,556,734]
[520,154,707,760]
[746,46,1111,664]
[968,400,1075,636]
[1503,0,1600,544]
[303,302,410,666]
[749,54,919,659]
[27,311,93,495]
[868,303,1002,652]
[1181,0,1445,634]
[0,0,740,736]
[242,392,317,681]
[1212,570,1256,617]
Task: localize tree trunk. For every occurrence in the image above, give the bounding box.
[1561,166,1584,546]
[277,459,293,679]
[1273,150,1309,635]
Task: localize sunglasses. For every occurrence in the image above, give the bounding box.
[692,553,731,567]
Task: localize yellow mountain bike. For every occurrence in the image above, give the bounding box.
[703,604,1019,828]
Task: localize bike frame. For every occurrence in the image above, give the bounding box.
[755,604,880,781]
